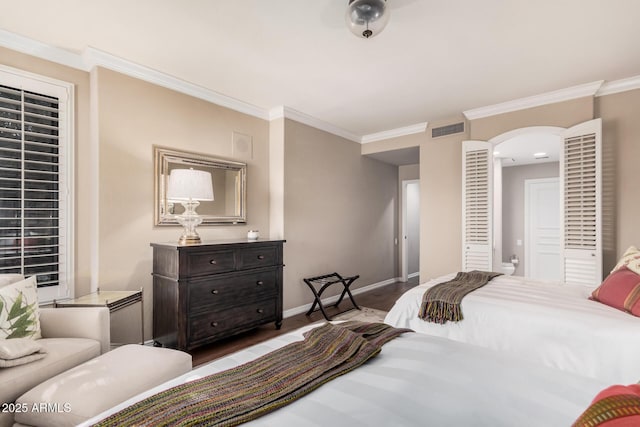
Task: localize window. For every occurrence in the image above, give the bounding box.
[0,65,74,303]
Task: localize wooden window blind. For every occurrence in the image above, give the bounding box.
[0,83,64,289]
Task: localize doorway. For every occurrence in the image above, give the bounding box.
[525,177,561,281]
[401,180,420,282]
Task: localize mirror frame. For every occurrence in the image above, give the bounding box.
[154,146,247,226]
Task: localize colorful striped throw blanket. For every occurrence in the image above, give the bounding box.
[93,321,412,427]
[418,270,502,324]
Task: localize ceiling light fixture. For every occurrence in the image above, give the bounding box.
[534,152,548,158]
[346,0,390,39]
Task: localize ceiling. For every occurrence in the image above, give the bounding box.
[0,0,639,140]
[494,133,561,167]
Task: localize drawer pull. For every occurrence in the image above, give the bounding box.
[256,280,264,286]
[257,308,264,314]
[257,255,265,260]
[211,289,219,295]
[210,259,217,265]
[210,322,218,327]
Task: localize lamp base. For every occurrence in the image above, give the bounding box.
[175,200,204,246]
[178,234,202,246]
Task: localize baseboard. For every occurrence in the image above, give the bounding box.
[282,277,400,319]
[408,272,420,279]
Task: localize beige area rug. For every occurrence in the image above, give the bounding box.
[332,307,388,323]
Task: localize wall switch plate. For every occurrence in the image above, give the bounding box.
[517,239,522,246]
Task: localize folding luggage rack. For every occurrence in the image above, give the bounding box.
[302,272,360,320]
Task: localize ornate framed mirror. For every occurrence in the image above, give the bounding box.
[154,146,247,225]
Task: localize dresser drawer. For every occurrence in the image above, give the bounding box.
[188,269,278,314]
[236,246,278,270]
[186,249,235,276]
[189,300,276,344]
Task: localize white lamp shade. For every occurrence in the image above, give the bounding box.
[166,168,214,201]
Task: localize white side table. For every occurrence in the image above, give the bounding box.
[54,288,143,345]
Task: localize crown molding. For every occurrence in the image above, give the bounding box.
[4,30,640,141]
[596,74,640,97]
[269,106,361,142]
[0,29,87,70]
[463,80,604,121]
[83,48,270,120]
[361,122,428,144]
[0,30,270,121]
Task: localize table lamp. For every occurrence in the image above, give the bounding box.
[166,168,214,245]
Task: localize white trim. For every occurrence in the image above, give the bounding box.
[0,29,87,70]
[282,277,399,318]
[408,272,420,279]
[361,122,428,144]
[488,126,565,146]
[597,75,640,97]
[89,69,100,292]
[83,48,270,121]
[0,64,75,303]
[269,106,361,142]
[3,29,640,146]
[463,81,604,120]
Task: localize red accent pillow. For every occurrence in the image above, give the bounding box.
[591,266,640,316]
[572,384,640,427]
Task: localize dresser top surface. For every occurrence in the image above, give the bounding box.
[151,239,285,250]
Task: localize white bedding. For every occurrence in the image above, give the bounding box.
[385,273,640,383]
[83,323,607,427]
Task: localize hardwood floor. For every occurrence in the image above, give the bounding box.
[189,276,419,367]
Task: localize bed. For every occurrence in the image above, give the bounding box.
[384,273,640,384]
[81,322,608,427]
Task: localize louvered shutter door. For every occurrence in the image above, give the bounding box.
[560,119,602,286]
[462,141,493,272]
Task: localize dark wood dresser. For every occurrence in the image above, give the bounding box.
[151,239,285,351]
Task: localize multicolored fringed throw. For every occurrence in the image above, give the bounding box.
[93,321,412,427]
[418,270,502,324]
[572,384,640,427]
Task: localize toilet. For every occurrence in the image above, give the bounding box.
[500,262,515,276]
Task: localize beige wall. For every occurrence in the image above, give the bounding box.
[0,47,93,298]
[282,119,398,310]
[361,132,424,155]
[94,68,271,339]
[420,122,467,279]
[470,97,594,140]
[596,89,640,271]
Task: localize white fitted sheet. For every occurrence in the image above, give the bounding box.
[385,273,640,383]
[82,323,607,427]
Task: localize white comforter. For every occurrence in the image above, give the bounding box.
[385,273,640,383]
[83,323,607,427]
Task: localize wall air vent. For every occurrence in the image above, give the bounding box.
[432,122,465,138]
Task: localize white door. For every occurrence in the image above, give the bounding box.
[462,140,493,272]
[401,180,420,282]
[560,118,602,286]
[525,178,561,281]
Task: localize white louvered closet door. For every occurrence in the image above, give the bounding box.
[560,118,602,286]
[462,140,493,272]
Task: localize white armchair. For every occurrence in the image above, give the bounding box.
[0,306,110,427]
[39,307,110,354]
